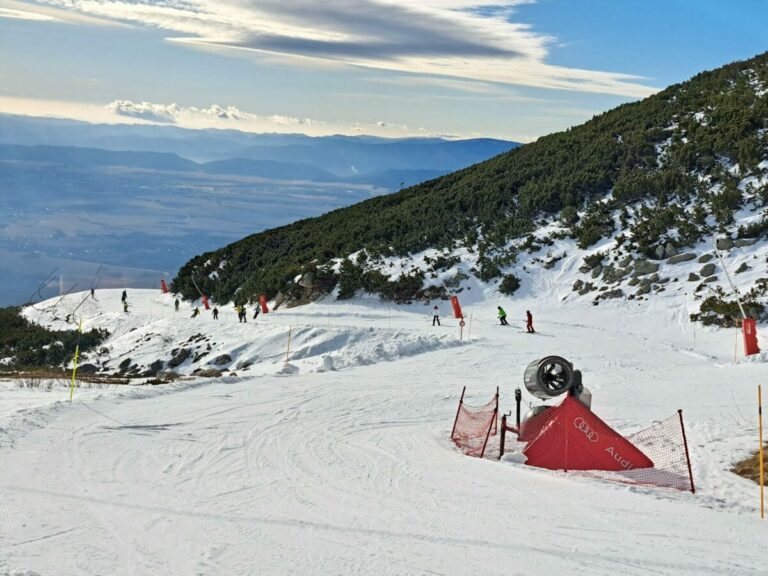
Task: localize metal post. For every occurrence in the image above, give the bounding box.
[450,386,466,440]
[467,313,473,340]
[714,243,747,319]
[759,385,765,519]
[678,409,696,494]
[499,414,507,459]
[515,387,522,432]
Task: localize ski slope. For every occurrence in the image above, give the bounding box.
[1,285,767,575]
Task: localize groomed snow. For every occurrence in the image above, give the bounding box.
[2,280,767,575]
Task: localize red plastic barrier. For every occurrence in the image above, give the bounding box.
[523,396,653,472]
[259,294,269,314]
[202,295,210,310]
[160,279,169,293]
[450,295,463,319]
[500,398,695,492]
[743,318,760,356]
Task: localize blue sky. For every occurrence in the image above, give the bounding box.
[1,0,766,141]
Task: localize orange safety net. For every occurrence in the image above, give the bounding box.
[451,390,498,458]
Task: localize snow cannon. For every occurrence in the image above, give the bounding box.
[519,356,591,441]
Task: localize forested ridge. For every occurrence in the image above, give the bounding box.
[173,51,768,305]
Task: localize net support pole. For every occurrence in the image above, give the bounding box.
[450,386,466,440]
[759,385,765,519]
[678,409,695,494]
[480,406,497,459]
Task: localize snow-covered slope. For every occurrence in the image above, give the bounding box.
[2,281,767,575]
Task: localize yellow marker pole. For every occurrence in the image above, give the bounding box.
[759,384,764,519]
[285,327,292,363]
[69,319,83,401]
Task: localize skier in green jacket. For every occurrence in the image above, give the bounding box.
[497,306,509,325]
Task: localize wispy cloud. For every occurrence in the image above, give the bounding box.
[0,6,56,20]
[27,0,656,97]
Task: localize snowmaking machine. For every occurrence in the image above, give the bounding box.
[517,355,591,438]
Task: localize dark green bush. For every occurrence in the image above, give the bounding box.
[499,274,521,296]
[0,307,109,370]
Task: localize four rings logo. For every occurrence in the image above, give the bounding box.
[573,417,599,443]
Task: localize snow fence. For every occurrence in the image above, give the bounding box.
[451,387,498,458]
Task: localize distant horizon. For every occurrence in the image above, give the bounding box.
[0,109,519,143]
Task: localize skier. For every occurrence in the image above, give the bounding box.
[432,304,440,326]
[212,307,219,320]
[174,298,180,312]
[90,287,95,299]
[191,307,200,318]
[526,310,535,333]
[121,289,127,303]
[123,301,129,314]
[497,306,508,325]
[253,306,260,320]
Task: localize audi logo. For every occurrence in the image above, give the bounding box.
[573,417,599,443]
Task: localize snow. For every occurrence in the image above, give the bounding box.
[2,269,768,574]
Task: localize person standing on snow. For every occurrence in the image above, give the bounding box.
[212,307,219,320]
[526,310,535,333]
[174,298,180,312]
[90,287,95,299]
[432,304,441,326]
[497,306,509,325]
[123,300,129,314]
[121,290,127,303]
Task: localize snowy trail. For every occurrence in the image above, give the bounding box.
[3,276,768,573]
[3,290,768,574]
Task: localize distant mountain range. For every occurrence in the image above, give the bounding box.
[0,115,518,306]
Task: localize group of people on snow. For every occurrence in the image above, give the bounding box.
[178,299,262,322]
[497,306,534,332]
[431,302,535,332]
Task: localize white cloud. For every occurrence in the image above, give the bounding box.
[27,0,656,97]
[107,100,178,123]
[0,7,56,20]
[107,99,310,127]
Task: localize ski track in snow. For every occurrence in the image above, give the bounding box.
[1,286,767,575]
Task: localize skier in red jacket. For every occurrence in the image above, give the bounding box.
[526,310,535,333]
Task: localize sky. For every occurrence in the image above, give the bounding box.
[0,0,766,142]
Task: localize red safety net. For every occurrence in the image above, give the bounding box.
[579,413,694,492]
[451,388,498,458]
[500,397,694,492]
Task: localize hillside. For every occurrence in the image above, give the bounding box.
[172,51,768,312]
